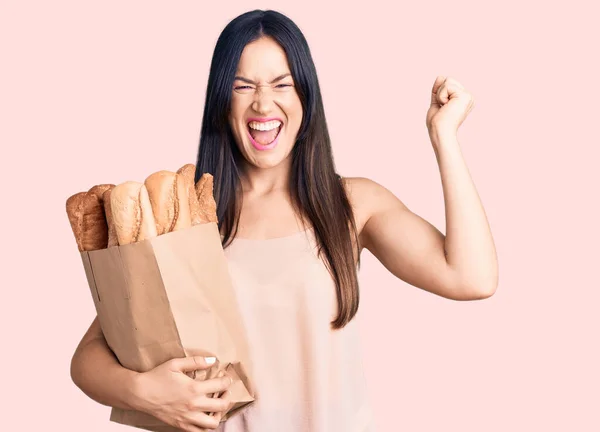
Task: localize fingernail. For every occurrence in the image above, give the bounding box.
[205,356,216,364]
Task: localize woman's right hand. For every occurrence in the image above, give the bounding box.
[130,356,233,431]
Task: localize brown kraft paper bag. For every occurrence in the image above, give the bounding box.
[79,221,256,431]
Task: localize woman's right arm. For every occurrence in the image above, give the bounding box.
[70,315,144,411]
[70,315,234,431]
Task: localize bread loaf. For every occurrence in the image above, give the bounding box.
[144,171,191,235]
[195,173,218,223]
[110,181,158,245]
[65,166,214,250]
[87,184,114,203]
[86,184,114,250]
[66,192,87,251]
[81,191,107,251]
[176,164,204,226]
[102,187,118,247]
[65,184,114,251]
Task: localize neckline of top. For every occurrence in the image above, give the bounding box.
[221,226,314,242]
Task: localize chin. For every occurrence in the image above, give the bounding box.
[243,139,294,169]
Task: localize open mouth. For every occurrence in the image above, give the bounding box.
[247,119,283,147]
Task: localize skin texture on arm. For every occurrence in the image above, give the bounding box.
[352,76,497,300]
[350,176,492,301]
[70,316,143,411]
[70,316,234,430]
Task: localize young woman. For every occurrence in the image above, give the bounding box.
[70,9,497,432]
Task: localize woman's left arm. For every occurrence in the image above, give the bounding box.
[358,76,498,300]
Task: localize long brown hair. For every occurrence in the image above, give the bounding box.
[194,10,361,330]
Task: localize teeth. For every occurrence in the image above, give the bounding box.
[248,120,282,131]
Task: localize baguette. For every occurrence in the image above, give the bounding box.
[176,164,203,226]
[65,185,113,252]
[102,187,118,247]
[87,184,114,203]
[195,173,218,224]
[144,171,192,235]
[110,181,158,245]
[66,192,87,251]
[86,184,114,250]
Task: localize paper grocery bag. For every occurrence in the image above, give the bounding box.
[80,221,256,431]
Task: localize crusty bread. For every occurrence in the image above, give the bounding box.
[195,173,218,223]
[87,184,114,203]
[110,181,158,245]
[66,192,87,251]
[85,184,114,250]
[66,192,108,252]
[65,186,112,252]
[144,171,191,235]
[102,187,118,247]
[176,164,203,226]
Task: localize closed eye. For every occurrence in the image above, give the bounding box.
[234,84,293,91]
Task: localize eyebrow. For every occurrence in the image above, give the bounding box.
[234,73,292,84]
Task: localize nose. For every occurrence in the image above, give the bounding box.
[251,86,275,114]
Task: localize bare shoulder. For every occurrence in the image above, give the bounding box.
[340,176,408,249]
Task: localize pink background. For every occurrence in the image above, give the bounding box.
[2,1,598,430]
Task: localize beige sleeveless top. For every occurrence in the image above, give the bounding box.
[216,227,376,431]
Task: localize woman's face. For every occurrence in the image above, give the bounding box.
[228,36,303,170]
